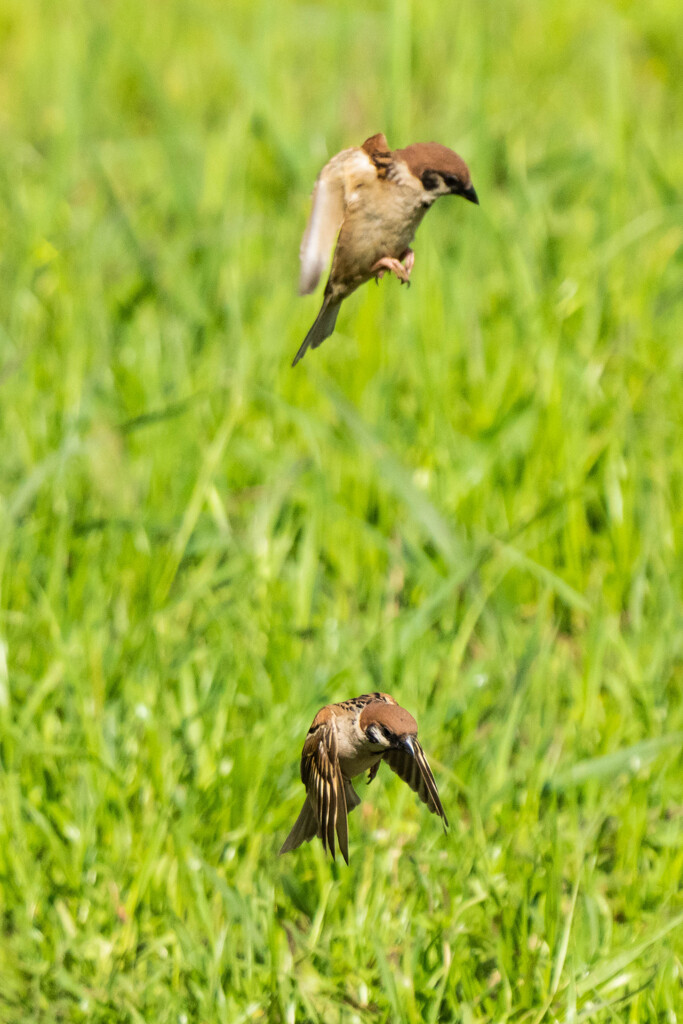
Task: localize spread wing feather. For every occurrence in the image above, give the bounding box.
[299,165,346,295]
[300,720,350,863]
[383,740,448,829]
[298,146,375,296]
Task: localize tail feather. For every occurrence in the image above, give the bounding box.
[292,298,341,366]
[279,800,318,855]
[280,782,362,860]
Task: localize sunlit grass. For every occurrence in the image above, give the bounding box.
[0,0,682,1020]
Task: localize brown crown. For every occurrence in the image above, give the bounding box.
[394,142,471,186]
[360,700,418,737]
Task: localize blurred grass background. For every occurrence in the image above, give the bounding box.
[1,0,682,1020]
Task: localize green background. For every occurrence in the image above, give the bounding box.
[1,0,682,1020]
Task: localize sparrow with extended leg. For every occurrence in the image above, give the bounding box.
[279,692,448,863]
[293,132,478,366]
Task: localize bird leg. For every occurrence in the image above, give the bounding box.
[371,248,414,287]
[367,762,381,785]
[399,247,415,277]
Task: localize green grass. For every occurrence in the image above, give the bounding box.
[1,0,683,1020]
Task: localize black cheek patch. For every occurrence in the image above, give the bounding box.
[421,170,440,190]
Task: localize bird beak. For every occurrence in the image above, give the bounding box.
[399,735,416,756]
[461,184,479,205]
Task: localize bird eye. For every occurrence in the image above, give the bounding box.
[421,170,440,190]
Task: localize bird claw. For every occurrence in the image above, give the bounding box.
[371,250,414,287]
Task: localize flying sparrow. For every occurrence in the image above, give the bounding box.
[292,132,478,366]
[279,691,448,863]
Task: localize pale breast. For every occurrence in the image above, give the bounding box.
[332,167,428,287]
[338,751,384,780]
[329,705,383,779]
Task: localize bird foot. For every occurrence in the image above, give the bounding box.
[371,250,414,286]
[400,247,415,276]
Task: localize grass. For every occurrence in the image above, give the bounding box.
[0,0,682,1020]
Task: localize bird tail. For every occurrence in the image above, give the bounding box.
[279,799,318,855]
[292,297,341,366]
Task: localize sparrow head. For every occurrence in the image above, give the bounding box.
[395,142,479,205]
[360,701,418,754]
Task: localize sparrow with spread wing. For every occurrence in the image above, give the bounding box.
[293,132,478,366]
[280,692,448,863]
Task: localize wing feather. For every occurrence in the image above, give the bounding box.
[298,146,375,295]
[300,718,350,862]
[322,727,335,857]
[384,740,448,829]
[327,761,338,858]
[318,760,328,852]
[299,168,346,295]
[336,773,349,864]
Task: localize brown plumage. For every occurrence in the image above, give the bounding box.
[293,132,478,366]
[279,692,448,864]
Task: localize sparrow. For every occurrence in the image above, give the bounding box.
[292,132,478,366]
[279,692,448,863]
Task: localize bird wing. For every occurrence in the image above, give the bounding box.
[383,739,449,829]
[300,717,350,863]
[298,146,374,295]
